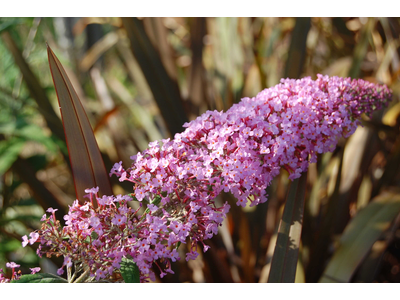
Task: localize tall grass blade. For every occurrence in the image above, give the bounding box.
[47,45,113,204]
[268,172,307,282]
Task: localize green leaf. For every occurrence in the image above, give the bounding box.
[0,137,25,174]
[91,231,99,240]
[1,31,66,144]
[120,257,140,283]
[143,195,162,214]
[268,172,307,283]
[47,45,113,205]
[319,193,400,283]
[11,273,68,283]
[16,123,59,154]
[0,18,23,34]
[0,239,23,253]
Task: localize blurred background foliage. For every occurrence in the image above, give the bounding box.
[0,17,400,283]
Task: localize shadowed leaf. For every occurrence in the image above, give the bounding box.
[284,17,311,79]
[12,156,67,220]
[0,137,25,174]
[120,257,140,283]
[47,45,113,204]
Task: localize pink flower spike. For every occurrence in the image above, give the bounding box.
[57,267,64,275]
[27,74,392,282]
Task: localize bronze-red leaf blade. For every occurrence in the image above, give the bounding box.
[47,45,113,204]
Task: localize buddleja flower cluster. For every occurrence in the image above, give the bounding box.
[27,189,228,282]
[23,74,392,282]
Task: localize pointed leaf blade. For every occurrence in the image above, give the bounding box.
[319,194,400,283]
[47,46,113,204]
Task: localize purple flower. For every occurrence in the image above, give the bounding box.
[109,161,124,177]
[84,187,99,194]
[64,256,73,268]
[80,203,90,211]
[22,235,29,247]
[89,216,101,228]
[111,214,127,226]
[30,267,41,274]
[57,267,64,275]
[29,232,39,245]
[46,207,57,214]
[6,262,20,269]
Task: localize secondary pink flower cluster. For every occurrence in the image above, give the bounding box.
[23,74,391,282]
[28,188,229,282]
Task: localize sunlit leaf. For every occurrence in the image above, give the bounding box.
[268,172,307,283]
[319,193,400,283]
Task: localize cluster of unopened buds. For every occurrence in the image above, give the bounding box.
[19,74,391,282]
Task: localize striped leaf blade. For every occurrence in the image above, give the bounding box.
[47,45,113,204]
